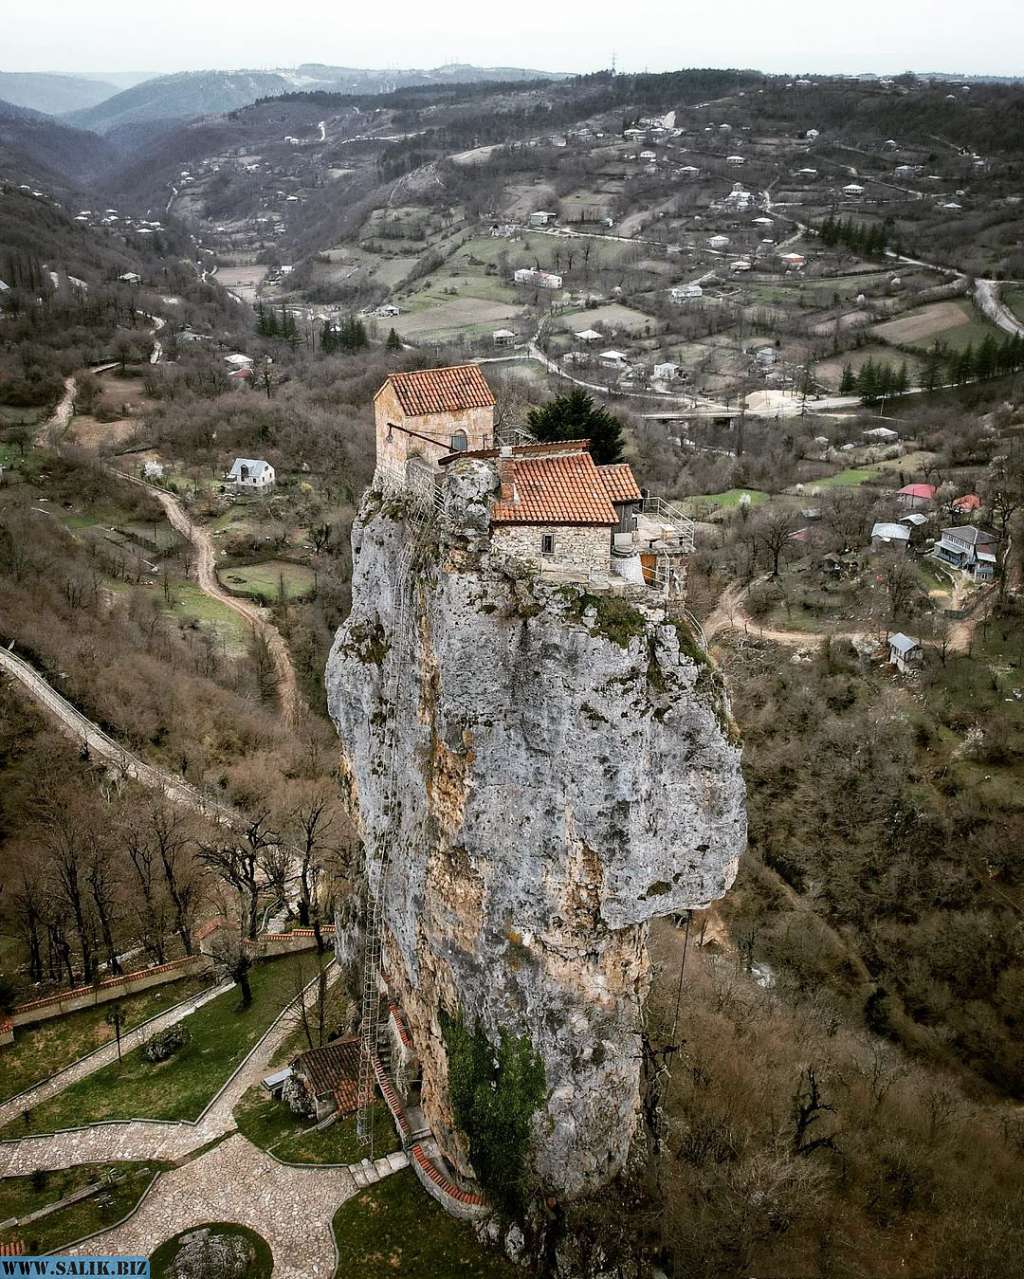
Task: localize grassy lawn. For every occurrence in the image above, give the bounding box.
[681,488,769,513]
[168,582,251,654]
[3,953,327,1135]
[333,1170,518,1279]
[0,973,214,1105]
[0,1163,167,1255]
[233,1086,399,1164]
[151,1222,272,1279]
[1003,287,1024,325]
[811,467,880,489]
[218,560,316,602]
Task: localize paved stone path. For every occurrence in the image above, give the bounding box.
[0,980,232,1129]
[0,963,411,1271]
[68,1133,362,1278]
[0,964,343,1176]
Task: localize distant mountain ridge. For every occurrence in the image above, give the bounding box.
[63,63,568,133]
[0,97,116,188]
[0,72,121,116]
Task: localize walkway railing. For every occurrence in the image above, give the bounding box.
[640,494,697,552]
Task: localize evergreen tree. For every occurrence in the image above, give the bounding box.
[839,363,856,394]
[526,389,625,464]
[386,327,403,352]
[857,359,879,403]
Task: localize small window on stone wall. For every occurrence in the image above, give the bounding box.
[541,533,555,556]
[450,430,468,452]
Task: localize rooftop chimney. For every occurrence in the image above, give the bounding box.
[497,447,517,503]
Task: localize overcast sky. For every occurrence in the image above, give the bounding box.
[8,0,1024,78]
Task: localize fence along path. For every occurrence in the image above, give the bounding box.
[0,645,236,823]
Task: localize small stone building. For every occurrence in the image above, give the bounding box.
[374,365,495,481]
[286,1038,363,1120]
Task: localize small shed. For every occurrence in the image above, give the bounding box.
[888,633,922,673]
[287,1038,364,1120]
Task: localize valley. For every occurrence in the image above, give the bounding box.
[1,57,1023,1279]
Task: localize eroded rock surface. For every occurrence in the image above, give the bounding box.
[326,467,746,1197]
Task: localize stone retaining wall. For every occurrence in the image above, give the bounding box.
[10,955,213,1029]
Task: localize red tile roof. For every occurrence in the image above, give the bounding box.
[597,463,642,504]
[291,1037,360,1101]
[897,483,936,499]
[953,493,981,511]
[491,450,618,526]
[380,365,495,417]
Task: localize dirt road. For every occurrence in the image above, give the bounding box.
[117,472,302,722]
[703,579,985,654]
[36,375,76,446]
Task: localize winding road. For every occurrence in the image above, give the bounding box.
[113,470,301,723]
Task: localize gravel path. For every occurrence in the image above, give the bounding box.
[0,979,231,1129]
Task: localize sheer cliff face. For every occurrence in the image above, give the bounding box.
[326,463,746,1199]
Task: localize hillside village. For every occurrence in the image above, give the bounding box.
[0,60,1023,1279]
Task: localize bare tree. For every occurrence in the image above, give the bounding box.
[199,812,277,940]
[754,509,799,577]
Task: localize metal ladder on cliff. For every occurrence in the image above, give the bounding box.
[355,470,440,1152]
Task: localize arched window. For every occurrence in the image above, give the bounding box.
[450,430,468,452]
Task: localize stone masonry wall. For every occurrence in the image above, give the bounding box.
[373,383,494,474]
[490,523,612,574]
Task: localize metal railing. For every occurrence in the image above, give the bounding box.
[640,494,697,553]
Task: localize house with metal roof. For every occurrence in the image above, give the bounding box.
[226,458,275,490]
[888,633,922,673]
[871,521,911,550]
[936,524,999,578]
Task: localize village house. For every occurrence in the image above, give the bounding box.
[670,283,703,302]
[492,329,515,348]
[514,268,563,289]
[951,493,982,515]
[528,210,556,227]
[871,521,911,551]
[888,633,923,673]
[573,328,602,343]
[599,350,630,370]
[226,457,275,490]
[935,525,999,578]
[863,426,899,444]
[896,482,936,509]
[286,1039,364,1120]
[118,271,142,285]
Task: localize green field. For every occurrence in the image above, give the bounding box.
[681,488,769,513]
[0,1163,166,1256]
[1003,287,1024,325]
[0,972,214,1104]
[233,1086,399,1164]
[333,1170,518,1279]
[811,467,880,489]
[3,953,327,1135]
[218,560,316,602]
[168,582,252,653]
